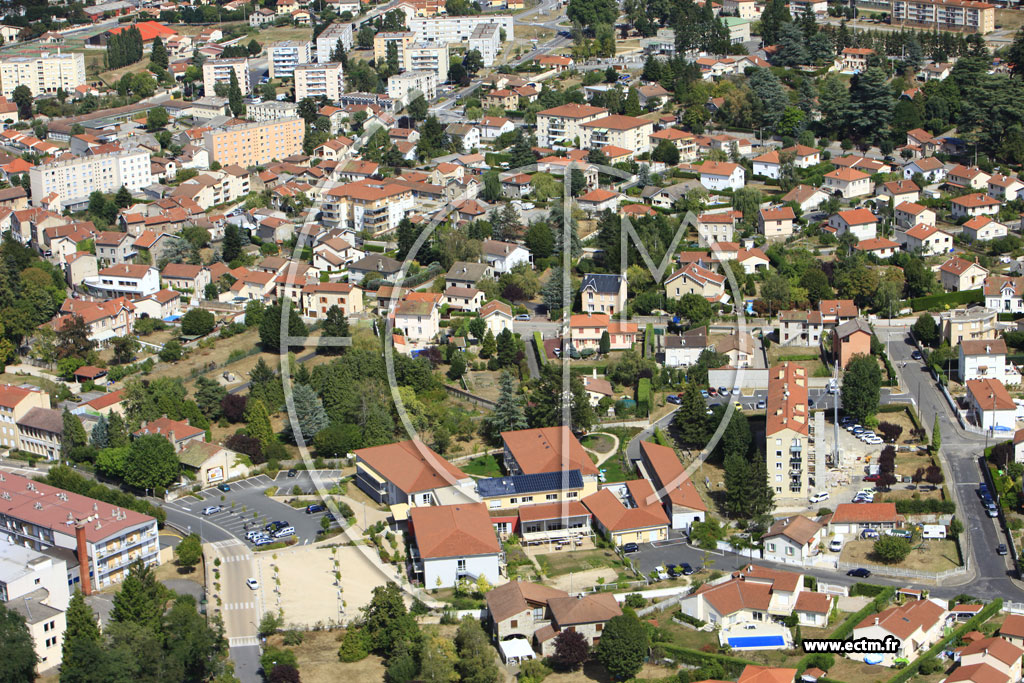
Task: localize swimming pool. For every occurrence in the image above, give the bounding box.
[727,635,788,649]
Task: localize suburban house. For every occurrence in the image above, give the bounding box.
[877,179,920,204]
[829,208,877,241]
[959,339,1011,384]
[393,292,443,344]
[736,247,770,274]
[300,282,364,320]
[579,273,627,315]
[134,417,205,453]
[484,581,622,660]
[408,503,502,589]
[758,206,796,240]
[900,223,953,256]
[637,441,707,530]
[576,188,621,213]
[951,193,1001,220]
[1000,615,1024,647]
[903,156,947,182]
[850,599,948,666]
[781,185,829,212]
[961,216,1007,242]
[894,202,935,229]
[952,637,1024,683]
[679,565,810,627]
[777,310,824,347]
[582,479,670,546]
[354,439,473,508]
[444,286,485,313]
[664,263,727,303]
[569,313,638,351]
[699,161,745,191]
[988,174,1024,200]
[762,515,827,565]
[698,211,740,244]
[939,257,989,292]
[833,318,873,368]
[446,261,494,288]
[823,167,871,198]
[985,276,1024,314]
[482,239,532,274]
[854,238,900,259]
[480,300,513,336]
[827,502,901,536]
[947,164,991,190]
[348,254,403,285]
[475,469,591,513]
[942,307,998,346]
[966,378,1017,431]
[664,326,708,367]
[752,149,783,179]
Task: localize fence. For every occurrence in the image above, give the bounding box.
[442,384,496,409]
[836,560,967,581]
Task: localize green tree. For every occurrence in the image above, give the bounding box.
[848,67,893,142]
[150,36,168,69]
[361,582,419,656]
[0,602,37,680]
[673,383,710,446]
[759,0,792,45]
[932,414,942,452]
[524,221,555,259]
[146,106,168,131]
[420,633,459,683]
[484,371,527,442]
[842,354,882,423]
[447,351,466,380]
[760,272,792,316]
[228,69,245,118]
[61,590,103,683]
[110,559,167,633]
[480,329,496,359]
[181,308,215,336]
[108,412,129,448]
[125,434,179,489]
[174,533,203,570]
[114,184,133,208]
[599,331,611,355]
[595,611,648,681]
[408,94,428,121]
[91,414,109,449]
[321,305,350,355]
[651,139,680,165]
[244,398,275,448]
[873,535,911,563]
[567,0,618,25]
[223,223,242,263]
[718,407,751,460]
[912,314,938,347]
[159,339,182,362]
[723,453,752,518]
[455,617,500,682]
[11,84,32,119]
[64,408,88,449]
[259,300,308,352]
[282,383,329,444]
[193,376,227,420]
[338,628,370,662]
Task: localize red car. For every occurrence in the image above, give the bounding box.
[708,387,718,396]
[863,474,881,482]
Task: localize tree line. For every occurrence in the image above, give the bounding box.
[106,26,144,71]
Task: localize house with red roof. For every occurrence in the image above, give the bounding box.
[577,188,621,213]
[680,564,812,628]
[952,193,1002,220]
[583,480,670,546]
[638,441,707,530]
[900,223,953,256]
[354,439,471,508]
[134,416,206,452]
[829,207,878,241]
[569,312,638,351]
[824,167,871,198]
[851,599,947,666]
[664,262,727,303]
[966,378,1017,431]
[961,216,1007,243]
[408,503,501,588]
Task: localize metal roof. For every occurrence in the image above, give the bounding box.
[476,469,584,498]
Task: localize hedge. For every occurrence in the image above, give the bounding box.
[645,323,655,358]
[877,403,923,431]
[533,331,546,366]
[829,586,895,641]
[652,643,758,677]
[775,353,820,362]
[637,378,651,416]
[909,288,983,312]
[849,582,887,597]
[894,498,955,514]
[885,598,1002,683]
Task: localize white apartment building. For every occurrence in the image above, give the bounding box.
[248,100,300,122]
[387,70,437,103]
[407,41,449,83]
[83,264,160,299]
[29,150,152,209]
[0,544,69,673]
[316,22,353,62]
[580,114,654,157]
[294,62,345,102]
[0,51,85,98]
[468,23,500,67]
[408,15,514,43]
[268,40,313,79]
[202,58,250,96]
[0,471,159,593]
[536,103,608,148]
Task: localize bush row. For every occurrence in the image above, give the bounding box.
[651,643,759,678]
[894,498,955,514]
[909,288,983,312]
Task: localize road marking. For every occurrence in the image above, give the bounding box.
[229,637,260,647]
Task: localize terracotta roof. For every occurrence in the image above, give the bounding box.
[700,160,740,176]
[953,193,1001,208]
[517,500,590,523]
[961,637,1024,667]
[883,179,920,195]
[502,427,597,476]
[480,300,512,318]
[356,439,467,494]
[98,263,152,278]
[830,502,899,523]
[134,417,204,442]
[855,238,900,252]
[967,378,1015,411]
[1000,614,1024,639]
[909,156,945,171]
[961,339,1006,356]
[739,666,798,683]
[548,592,622,626]
[766,363,809,437]
[485,581,567,623]
[905,223,941,240]
[764,515,823,546]
[855,599,946,640]
[690,575,773,615]
[946,663,1010,683]
[581,115,652,131]
[794,591,833,615]
[582,479,670,532]
[638,441,706,512]
[984,275,1024,297]
[940,257,986,276]
[761,206,795,221]
[538,103,608,119]
[578,188,618,202]
[409,503,500,559]
[826,167,869,182]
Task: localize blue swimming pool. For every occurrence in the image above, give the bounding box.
[727,635,787,649]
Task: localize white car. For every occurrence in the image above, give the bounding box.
[246,578,259,590]
[809,491,830,504]
[829,538,843,552]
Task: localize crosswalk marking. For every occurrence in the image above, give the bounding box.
[223,602,257,610]
[229,636,260,647]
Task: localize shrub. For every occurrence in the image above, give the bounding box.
[873,535,912,564]
[337,628,369,662]
[637,378,651,416]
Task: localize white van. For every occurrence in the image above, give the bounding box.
[809,491,829,504]
[922,525,946,540]
[274,526,295,539]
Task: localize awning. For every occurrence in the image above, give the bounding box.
[498,639,535,663]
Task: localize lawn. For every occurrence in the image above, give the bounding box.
[267,630,385,683]
[767,346,827,378]
[535,548,624,577]
[98,59,153,88]
[461,453,504,477]
[254,26,315,43]
[581,433,615,453]
[595,453,636,483]
[998,8,1024,30]
[840,538,963,573]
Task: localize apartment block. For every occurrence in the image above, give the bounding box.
[766,362,811,502]
[0,545,69,672]
[316,21,353,62]
[0,383,50,451]
[322,179,415,235]
[468,22,500,67]
[891,0,995,33]
[536,103,608,148]
[202,117,304,168]
[0,471,159,592]
[407,41,449,82]
[29,150,152,209]
[408,15,514,43]
[0,51,85,98]
[294,62,345,102]
[387,70,437,103]
[248,100,300,122]
[202,58,250,96]
[579,114,654,157]
[373,31,415,67]
[268,40,313,79]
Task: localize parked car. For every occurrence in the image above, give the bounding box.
[809,491,830,504]
[265,521,288,532]
[622,543,640,554]
[864,474,881,482]
[246,578,259,590]
[732,388,741,396]
[274,526,295,539]
[756,400,766,409]
[861,529,879,539]
[911,350,922,360]
[847,568,871,578]
[667,394,682,405]
[305,504,325,514]
[679,563,694,575]
[202,506,222,516]
[829,538,843,552]
[708,387,718,397]
[701,390,710,399]
[287,469,298,477]
[998,544,1009,555]
[718,387,729,396]
[514,313,531,321]
[217,484,230,492]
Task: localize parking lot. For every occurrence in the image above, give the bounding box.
[701,387,840,413]
[161,470,347,547]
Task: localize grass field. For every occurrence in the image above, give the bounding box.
[253,25,315,43]
[460,453,503,477]
[840,538,962,573]
[581,433,615,453]
[535,548,625,577]
[98,59,152,87]
[997,8,1024,30]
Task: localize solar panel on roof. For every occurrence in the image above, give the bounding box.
[476,469,583,498]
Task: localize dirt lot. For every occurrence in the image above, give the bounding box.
[462,369,507,402]
[279,630,385,683]
[840,538,962,573]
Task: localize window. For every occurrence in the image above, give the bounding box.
[457,559,466,571]
[510,619,518,628]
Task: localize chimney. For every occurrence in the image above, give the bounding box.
[76,522,92,596]
[874,617,880,625]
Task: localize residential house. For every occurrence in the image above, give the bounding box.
[312,236,363,273]
[501,426,599,480]
[966,378,1017,431]
[833,318,873,369]
[959,339,1011,384]
[824,167,871,198]
[160,263,210,304]
[394,292,443,344]
[408,503,501,589]
[580,115,654,157]
[947,165,991,190]
[781,185,829,213]
[478,116,514,141]
[736,247,770,274]
[877,179,921,204]
[829,208,878,241]
[482,239,532,274]
[988,174,1024,201]
[134,417,205,453]
[962,216,1008,242]
[895,202,935,229]
[649,128,697,161]
[762,516,827,565]
[301,282,364,320]
[83,264,159,299]
[850,599,948,667]
[699,161,745,191]
[900,224,953,256]
[480,300,513,336]
[827,502,901,535]
[569,313,638,351]
[664,263,727,303]
[752,149,783,179]
[444,286,485,313]
[942,307,998,346]
[637,441,707,531]
[536,103,608,149]
[446,261,493,288]
[985,276,1024,314]
[664,326,707,367]
[679,565,808,628]
[93,231,135,265]
[758,206,796,240]
[583,480,670,546]
[698,210,740,244]
[576,188,621,213]
[903,156,947,182]
[134,290,181,321]
[952,193,1001,220]
[939,257,989,292]
[854,238,900,260]
[716,332,757,368]
[579,273,626,315]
